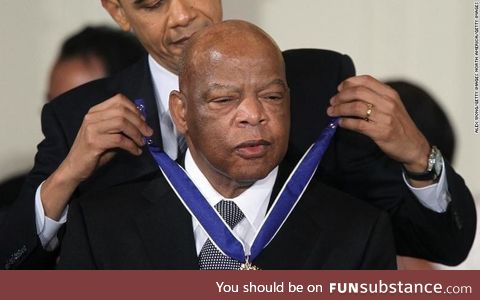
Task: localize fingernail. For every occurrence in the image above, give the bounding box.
[327,107,333,115]
[147,127,153,136]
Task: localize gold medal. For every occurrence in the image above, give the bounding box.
[240,262,259,270]
[239,257,259,270]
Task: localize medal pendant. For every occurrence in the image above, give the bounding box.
[240,257,259,270]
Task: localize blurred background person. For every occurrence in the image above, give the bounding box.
[387,81,456,164]
[46,25,145,101]
[0,25,145,212]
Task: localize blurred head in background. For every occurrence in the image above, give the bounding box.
[387,80,456,163]
[46,25,145,101]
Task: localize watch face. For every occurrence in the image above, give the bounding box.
[433,148,444,179]
[426,148,435,172]
[433,146,443,180]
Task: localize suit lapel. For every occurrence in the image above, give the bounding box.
[268,150,299,208]
[133,175,198,269]
[255,185,329,269]
[122,57,163,148]
[257,156,328,269]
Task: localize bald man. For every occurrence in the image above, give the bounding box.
[58,21,396,270]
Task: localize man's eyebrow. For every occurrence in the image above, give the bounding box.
[266,79,288,89]
[206,83,238,92]
[133,0,146,5]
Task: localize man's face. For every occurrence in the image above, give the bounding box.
[104,0,222,73]
[181,39,290,187]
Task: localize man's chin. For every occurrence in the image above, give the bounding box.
[232,168,274,184]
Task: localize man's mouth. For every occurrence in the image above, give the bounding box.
[172,36,191,47]
[235,140,271,159]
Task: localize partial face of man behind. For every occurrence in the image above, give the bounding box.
[102,0,222,74]
[170,21,290,197]
[47,56,106,101]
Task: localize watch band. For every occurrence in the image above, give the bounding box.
[403,146,442,181]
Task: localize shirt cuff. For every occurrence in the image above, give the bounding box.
[402,161,451,213]
[34,182,68,251]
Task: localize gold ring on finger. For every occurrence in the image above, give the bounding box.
[364,103,374,122]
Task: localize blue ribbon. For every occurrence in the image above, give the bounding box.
[250,118,338,259]
[135,99,338,263]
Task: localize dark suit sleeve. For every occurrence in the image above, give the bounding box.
[0,103,69,269]
[331,124,476,266]
[57,199,96,269]
[392,163,476,265]
[360,211,397,270]
[284,48,476,266]
[285,49,356,157]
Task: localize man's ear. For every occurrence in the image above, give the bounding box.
[169,91,188,135]
[101,0,131,32]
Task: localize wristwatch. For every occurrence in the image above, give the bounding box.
[403,146,443,181]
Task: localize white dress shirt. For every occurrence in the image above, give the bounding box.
[184,149,277,256]
[34,182,67,251]
[402,161,451,213]
[148,55,180,160]
[34,54,451,249]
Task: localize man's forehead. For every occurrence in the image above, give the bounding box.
[194,43,280,64]
[187,21,275,55]
[183,47,285,87]
[180,20,285,83]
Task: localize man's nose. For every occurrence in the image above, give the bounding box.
[168,0,197,28]
[236,96,267,127]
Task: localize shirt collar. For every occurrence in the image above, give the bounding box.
[184,149,278,230]
[148,55,178,115]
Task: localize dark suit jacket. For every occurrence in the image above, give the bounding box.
[0,49,476,269]
[0,174,27,228]
[0,174,27,210]
[57,160,397,270]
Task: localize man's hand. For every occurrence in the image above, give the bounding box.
[41,94,153,220]
[327,75,433,187]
